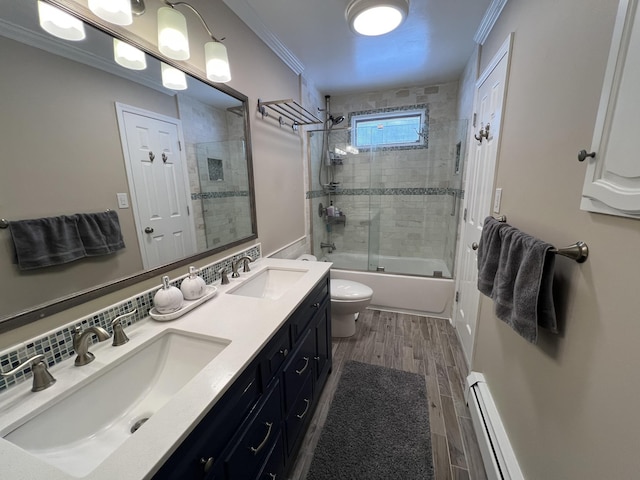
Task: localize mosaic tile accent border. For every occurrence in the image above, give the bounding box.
[306,188,464,199]
[0,245,261,394]
[191,191,249,200]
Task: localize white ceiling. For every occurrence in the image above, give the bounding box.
[223,0,492,95]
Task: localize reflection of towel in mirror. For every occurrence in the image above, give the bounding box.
[492,225,557,344]
[76,211,125,256]
[9,215,85,270]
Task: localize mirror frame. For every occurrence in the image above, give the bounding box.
[0,0,258,333]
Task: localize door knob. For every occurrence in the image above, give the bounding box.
[472,242,479,250]
[144,227,154,234]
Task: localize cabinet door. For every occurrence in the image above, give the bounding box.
[282,330,315,412]
[313,297,331,387]
[581,0,640,218]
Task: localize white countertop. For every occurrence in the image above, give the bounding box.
[0,258,331,479]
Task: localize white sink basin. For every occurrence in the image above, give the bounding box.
[2,330,230,477]
[227,267,307,300]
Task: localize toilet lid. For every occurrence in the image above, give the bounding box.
[331,279,373,300]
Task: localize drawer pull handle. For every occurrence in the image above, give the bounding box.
[296,398,310,419]
[311,302,320,308]
[242,379,255,395]
[200,456,214,473]
[279,348,288,356]
[314,356,320,361]
[249,421,273,455]
[296,356,310,375]
[268,474,277,480]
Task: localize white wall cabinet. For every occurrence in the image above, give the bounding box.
[581,0,640,218]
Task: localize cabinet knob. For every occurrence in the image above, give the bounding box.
[279,348,288,356]
[578,149,596,162]
[200,456,214,473]
[312,302,320,308]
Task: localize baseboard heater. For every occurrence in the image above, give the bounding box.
[465,372,524,480]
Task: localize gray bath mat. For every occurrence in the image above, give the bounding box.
[306,360,433,480]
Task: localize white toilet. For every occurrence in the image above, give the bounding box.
[297,254,373,337]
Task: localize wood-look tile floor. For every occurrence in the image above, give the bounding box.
[287,309,488,480]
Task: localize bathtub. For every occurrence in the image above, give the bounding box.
[320,252,454,319]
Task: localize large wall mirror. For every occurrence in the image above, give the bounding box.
[0,0,257,330]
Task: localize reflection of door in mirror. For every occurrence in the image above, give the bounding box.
[116,104,196,269]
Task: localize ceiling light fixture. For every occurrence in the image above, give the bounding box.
[37,1,86,41]
[113,38,147,70]
[158,1,231,83]
[88,0,133,26]
[346,0,409,36]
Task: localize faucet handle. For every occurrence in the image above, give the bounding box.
[111,309,136,347]
[0,354,56,392]
[242,257,253,273]
[218,267,230,285]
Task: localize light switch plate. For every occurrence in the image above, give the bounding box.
[117,192,129,209]
[493,188,502,213]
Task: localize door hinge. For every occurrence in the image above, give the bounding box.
[178,141,182,151]
[455,291,460,303]
[187,205,190,215]
[472,113,477,128]
[463,207,467,221]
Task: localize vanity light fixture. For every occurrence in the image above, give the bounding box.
[88,0,133,26]
[113,38,147,70]
[37,1,86,41]
[346,0,409,36]
[158,1,231,83]
[161,62,188,90]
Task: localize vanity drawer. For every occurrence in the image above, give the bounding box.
[261,325,291,386]
[224,381,283,479]
[291,277,329,341]
[285,373,314,456]
[282,330,315,412]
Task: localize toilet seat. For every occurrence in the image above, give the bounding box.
[331,279,373,301]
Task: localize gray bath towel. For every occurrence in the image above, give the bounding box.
[9,215,85,270]
[492,226,557,343]
[477,216,509,296]
[76,211,125,256]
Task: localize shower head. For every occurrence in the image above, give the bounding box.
[329,115,345,126]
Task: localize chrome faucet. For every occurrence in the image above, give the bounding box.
[231,256,254,278]
[0,354,56,392]
[111,309,136,347]
[73,326,110,366]
[320,242,336,253]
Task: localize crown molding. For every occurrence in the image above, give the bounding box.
[474,0,509,45]
[223,0,305,75]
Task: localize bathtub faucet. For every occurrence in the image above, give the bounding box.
[320,242,336,253]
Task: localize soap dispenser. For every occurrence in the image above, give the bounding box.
[180,266,207,300]
[153,276,183,313]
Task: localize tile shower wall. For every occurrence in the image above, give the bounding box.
[309,83,463,276]
[177,94,251,251]
[0,245,261,394]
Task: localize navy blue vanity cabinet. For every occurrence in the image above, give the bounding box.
[153,273,331,480]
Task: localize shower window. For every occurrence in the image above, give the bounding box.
[351,108,427,149]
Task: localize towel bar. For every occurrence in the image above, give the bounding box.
[551,242,589,263]
[490,215,588,262]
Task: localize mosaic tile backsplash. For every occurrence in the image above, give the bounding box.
[0,245,261,394]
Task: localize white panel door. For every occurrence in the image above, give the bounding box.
[118,105,196,269]
[454,35,512,366]
[581,0,640,218]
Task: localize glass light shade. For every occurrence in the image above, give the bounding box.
[113,39,147,70]
[347,0,408,36]
[205,42,231,83]
[37,1,85,41]
[88,0,132,26]
[161,63,188,90]
[158,7,190,60]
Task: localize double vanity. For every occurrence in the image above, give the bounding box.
[0,258,332,479]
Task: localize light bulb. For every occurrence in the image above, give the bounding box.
[158,7,190,60]
[88,0,133,26]
[113,39,147,70]
[205,42,231,83]
[161,63,188,90]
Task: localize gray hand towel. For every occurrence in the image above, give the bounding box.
[477,216,509,296]
[76,211,125,256]
[492,226,557,344]
[8,215,85,270]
